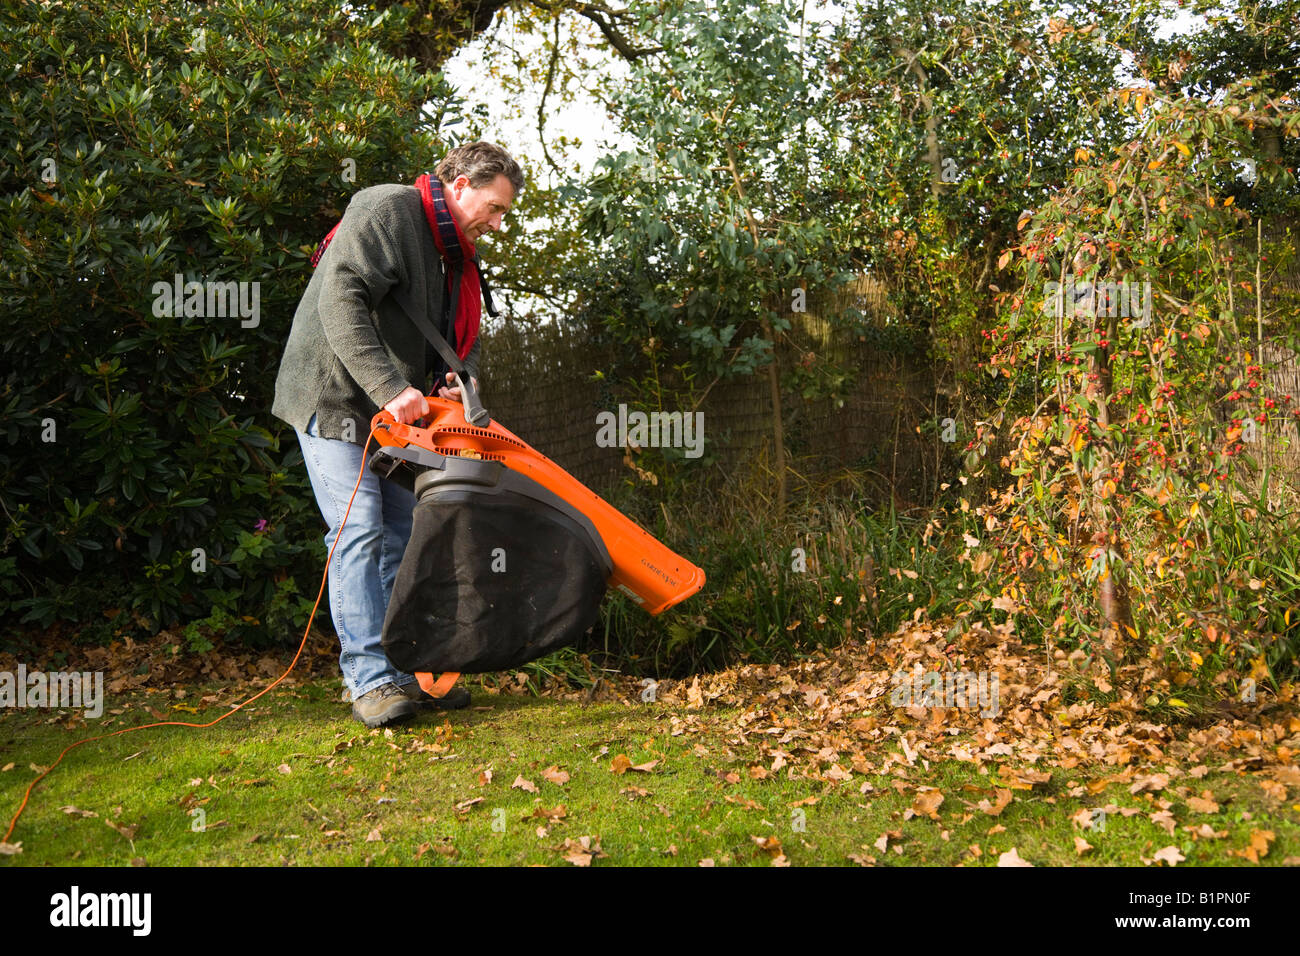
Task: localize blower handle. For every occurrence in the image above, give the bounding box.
[454,373,491,428]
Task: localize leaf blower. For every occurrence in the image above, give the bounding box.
[366,377,705,700]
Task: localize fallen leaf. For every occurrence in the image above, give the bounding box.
[1129,772,1170,794]
[0,842,21,855]
[1185,792,1219,813]
[1229,829,1274,863]
[911,789,945,820]
[874,830,902,853]
[1000,767,1051,791]
[365,828,382,842]
[559,835,604,866]
[542,765,570,785]
[610,754,632,774]
[1074,836,1093,855]
[1151,845,1185,867]
[997,847,1033,867]
[979,788,1014,816]
[60,805,98,818]
[530,805,567,822]
[1258,779,1286,802]
[1149,810,1176,835]
[631,759,659,773]
[686,676,704,709]
[104,820,138,840]
[454,797,484,812]
[511,775,539,794]
[277,763,292,775]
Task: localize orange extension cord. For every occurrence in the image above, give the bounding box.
[2,424,382,846]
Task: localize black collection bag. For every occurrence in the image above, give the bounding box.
[365,263,611,674]
[373,447,611,674]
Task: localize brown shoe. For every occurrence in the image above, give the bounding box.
[399,681,471,710]
[351,682,421,728]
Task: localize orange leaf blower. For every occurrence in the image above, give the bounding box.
[367,387,705,697]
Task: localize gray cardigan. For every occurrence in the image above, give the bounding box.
[271,183,481,443]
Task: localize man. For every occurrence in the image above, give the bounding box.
[272,141,524,727]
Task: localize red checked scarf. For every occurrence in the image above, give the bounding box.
[310,174,489,361]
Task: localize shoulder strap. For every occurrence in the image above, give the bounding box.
[405,300,490,428]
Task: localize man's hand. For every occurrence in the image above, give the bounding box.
[436,372,478,402]
[384,386,429,425]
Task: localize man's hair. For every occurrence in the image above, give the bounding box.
[436,141,525,196]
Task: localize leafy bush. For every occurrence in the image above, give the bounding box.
[0,0,462,645]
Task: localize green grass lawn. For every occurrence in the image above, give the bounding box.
[2,678,1296,866]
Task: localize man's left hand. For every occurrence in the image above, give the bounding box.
[435,371,478,402]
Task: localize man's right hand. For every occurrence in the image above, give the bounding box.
[384,386,429,425]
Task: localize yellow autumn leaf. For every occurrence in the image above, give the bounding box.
[997,249,1013,269]
[1224,195,1234,207]
[1148,159,1164,170]
[1173,141,1191,158]
[1189,651,1203,667]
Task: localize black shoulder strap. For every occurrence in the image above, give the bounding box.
[476,255,499,317]
[403,286,490,427]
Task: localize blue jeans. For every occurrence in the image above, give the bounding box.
[296,413,419,700]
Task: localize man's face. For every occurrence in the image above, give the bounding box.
[443,173,515,242]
